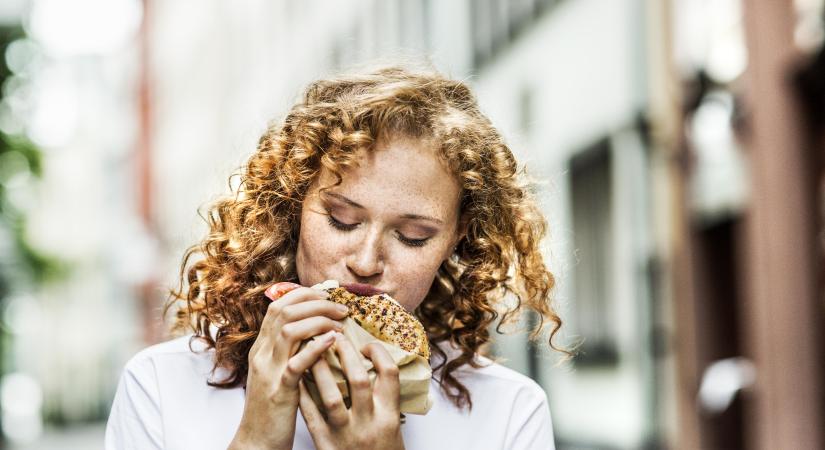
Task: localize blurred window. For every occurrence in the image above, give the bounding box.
[569,139,619,367]
[470,0,561,68]
[518,85,534,135]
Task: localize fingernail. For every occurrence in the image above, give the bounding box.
[265,282,301,300]
[334,332,345,341]
[320,330,336,342]
[334,321,344,330]
[335,304,348,313]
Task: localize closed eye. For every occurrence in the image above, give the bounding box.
[326,213,358,231]
[396,232,430,247]
[326,209,431,247]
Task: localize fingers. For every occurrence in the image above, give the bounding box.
[278,300,349,324]
[265,282,302,301]
[362,343,401,415]
[257,286,339,360]
[298,379,330,440]
[278,330,337,388]
[275,316,345,360]
[270,286,329,306]
[311,356,350,427]
[333,333,374,416]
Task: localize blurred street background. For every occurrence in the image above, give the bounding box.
[1,0,824,449]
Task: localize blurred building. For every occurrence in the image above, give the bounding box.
[146,0,669,448]
[465,0,667,447]
[143,0,825,449]
[667,0,825,449]
[1,0,823,448]
[0,0,148,447]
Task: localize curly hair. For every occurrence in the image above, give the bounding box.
[165,65,569,412]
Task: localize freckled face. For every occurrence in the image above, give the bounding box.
[295,137,462,312]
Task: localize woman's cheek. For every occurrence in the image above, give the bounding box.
[297,216,344,284]
[397,250,446,310]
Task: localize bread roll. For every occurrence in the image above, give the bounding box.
[319,281,430,360]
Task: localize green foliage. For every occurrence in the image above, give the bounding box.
[0,124,67,288]
[0,25,67,288]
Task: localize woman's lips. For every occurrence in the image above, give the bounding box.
[342,282,384,296]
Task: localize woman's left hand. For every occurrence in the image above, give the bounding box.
[298,333,405,450]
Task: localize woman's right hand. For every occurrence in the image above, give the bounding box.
[228,282,349,450]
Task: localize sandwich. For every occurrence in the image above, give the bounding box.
[306,280,434,415]
[314,280,430,360]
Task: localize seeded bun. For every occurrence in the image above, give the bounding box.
[317,281,430,359]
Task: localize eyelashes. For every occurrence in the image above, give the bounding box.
[397,234,429,248]
[325,212,430,248]
[326,214,358,232]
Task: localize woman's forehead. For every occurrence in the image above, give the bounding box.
[314,139,461,217]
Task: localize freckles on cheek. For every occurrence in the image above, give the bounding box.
[397,253,446,311]
[297,218,330,284]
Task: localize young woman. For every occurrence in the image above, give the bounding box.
[105,65,567,449]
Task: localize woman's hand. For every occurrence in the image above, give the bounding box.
[228,283,350,450]
[298,334,405,450]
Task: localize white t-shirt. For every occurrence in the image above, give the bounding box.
[105,334,555,449]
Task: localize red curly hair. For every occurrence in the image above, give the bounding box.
[165,65,569,411]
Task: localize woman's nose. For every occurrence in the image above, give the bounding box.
[345,228,384,278]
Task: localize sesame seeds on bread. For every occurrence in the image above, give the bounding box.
[324,287,430,360]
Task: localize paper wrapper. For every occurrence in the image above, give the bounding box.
[299,316,433,415]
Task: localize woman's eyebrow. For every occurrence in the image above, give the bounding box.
[399,213,444,225]
[324,192,444,225]
[323,192,365,209]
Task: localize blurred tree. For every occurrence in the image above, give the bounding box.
[0,25,68,446]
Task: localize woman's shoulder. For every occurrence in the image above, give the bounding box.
[416,342,552,447]
[432,341,547,401]
[119,334,218,383]
[108,334,243,448]
[127,334,210,363]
